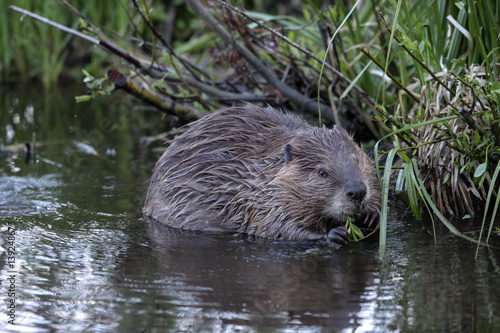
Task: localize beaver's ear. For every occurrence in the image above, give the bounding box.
[284,144,294,164]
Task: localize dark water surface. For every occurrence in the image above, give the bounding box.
[1,84,500,332]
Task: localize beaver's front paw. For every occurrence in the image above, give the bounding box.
[326,226,351,246]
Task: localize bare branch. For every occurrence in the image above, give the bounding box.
[130,0,210,80]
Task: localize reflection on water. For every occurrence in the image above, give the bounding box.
[1,84,500,332]
[140,219,380,331]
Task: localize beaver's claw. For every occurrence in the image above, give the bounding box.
[359,212,380,230]
[326,226,351,246]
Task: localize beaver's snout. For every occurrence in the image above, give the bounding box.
[346,181,367,204]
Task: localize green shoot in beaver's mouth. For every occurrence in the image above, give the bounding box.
[345,216,365,242]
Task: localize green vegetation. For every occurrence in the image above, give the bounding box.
[3,0,500,252]
[370,0,500,256]
[345,216,365,242]
[0,0,161,85]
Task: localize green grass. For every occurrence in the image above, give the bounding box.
[1,0,145,85]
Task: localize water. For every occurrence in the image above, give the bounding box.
[1,84,500,332]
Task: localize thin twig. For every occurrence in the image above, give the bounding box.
[9,5,99,44]
[450,71,487,111]
[130,0,210,80]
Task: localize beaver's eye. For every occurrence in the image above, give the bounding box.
[318,168,328,178]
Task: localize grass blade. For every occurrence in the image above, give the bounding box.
[378,146,399,258]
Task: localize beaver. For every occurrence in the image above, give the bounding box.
[143,104,381,245]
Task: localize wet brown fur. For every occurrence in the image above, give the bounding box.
[143,105,381,241]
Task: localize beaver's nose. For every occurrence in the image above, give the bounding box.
[346,182,367,204]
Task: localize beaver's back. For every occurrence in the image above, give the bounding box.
[143,105,300,231]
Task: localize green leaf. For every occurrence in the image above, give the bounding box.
[376,145,399,258]
[418,40,425,54]
[350,223,364,241]
[75,95,92,103]
[82,69,94,80]
[443,172,450,184]
[474,130,480,144]
[474,162,487,178]
[476,160,500,258]
[491,82,500,95]
[400,153,422,220]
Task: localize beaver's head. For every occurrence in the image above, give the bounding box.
[270,125,380,230]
